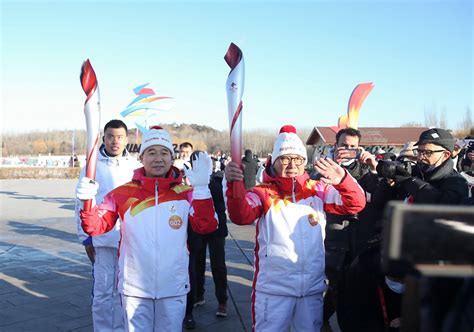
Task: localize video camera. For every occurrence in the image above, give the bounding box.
[382,202,474,277]
[376,159,413,179]
[456,138,474,152]
[467,140,474,154]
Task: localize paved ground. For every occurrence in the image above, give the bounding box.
[0,179,341,332]
[0,179,257,332]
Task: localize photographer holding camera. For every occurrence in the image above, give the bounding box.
[377,128,470,331]
[454,136,474,199]
[376,128,468,205]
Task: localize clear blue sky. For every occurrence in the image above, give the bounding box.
[1,0,472,133]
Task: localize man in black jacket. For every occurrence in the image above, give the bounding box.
[376,128,469,332]
[242,149,258,190]
[384,128,468,204]
[194,159,229,318]
[322,127,382,331]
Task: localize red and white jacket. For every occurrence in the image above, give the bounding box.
[81,167,218,299]
[74,146,141,248]
[225,169,365,297]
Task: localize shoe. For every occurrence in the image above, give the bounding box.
[193,297,206,308]
[216,303,228,317]
[183,314,196,329]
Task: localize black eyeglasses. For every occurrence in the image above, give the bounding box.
[413,149,446,157]
[278,156,305,166]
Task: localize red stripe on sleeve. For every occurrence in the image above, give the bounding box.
[226,181,263,225]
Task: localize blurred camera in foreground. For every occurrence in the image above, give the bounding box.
[382,202,474,277]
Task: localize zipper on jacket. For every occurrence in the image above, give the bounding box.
[154,180,158,298]
[300,221,305,297]
[292,178,296,203]
[292,177,305,296]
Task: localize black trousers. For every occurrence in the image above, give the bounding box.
[185,250,197,316]
[195,235,228,305]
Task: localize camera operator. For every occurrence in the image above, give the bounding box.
[453,136,474,197]
[455,131,474,173]
[377,128,470,332]
[377,128,468,205]
[322,127,382,331]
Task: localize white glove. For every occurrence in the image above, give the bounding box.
[76,177,99,201]
[184,152,212,187]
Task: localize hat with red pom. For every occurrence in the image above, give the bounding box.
[139,126,174,156]
[271,125,307,164]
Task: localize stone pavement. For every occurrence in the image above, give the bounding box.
[0,179,255,331]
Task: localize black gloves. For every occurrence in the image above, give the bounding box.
[393,164,412,183]
[376,160,412,183]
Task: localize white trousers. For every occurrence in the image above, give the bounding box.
[92,247,124,332]
[122,294,187,332]
[252,291,323,332]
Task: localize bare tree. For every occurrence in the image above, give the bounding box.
[424,107,438,127]
[439,108,447,129]
[458,107,472,131]
[1,124,315,158]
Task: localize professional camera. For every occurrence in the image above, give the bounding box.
[463,139,474,163]
[376,159,412,179]
[467,140,474,153]
[382,202,474,277]
[456,138,474,152]
[382,202,474,331]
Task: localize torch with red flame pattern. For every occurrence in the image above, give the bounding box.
[225,43,245,165]
[80,59,101,212]
[225,43,245,196]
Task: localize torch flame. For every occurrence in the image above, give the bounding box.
[80,59,98,98]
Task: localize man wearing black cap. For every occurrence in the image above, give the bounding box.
[376,128,470,331]
[385,128,468,204]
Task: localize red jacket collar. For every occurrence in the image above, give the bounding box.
[262,166,309,195]
[132,166,183,193]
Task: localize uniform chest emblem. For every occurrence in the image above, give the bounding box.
[169,215,183,230]
[308,213,319,226]
[169,205,177,214]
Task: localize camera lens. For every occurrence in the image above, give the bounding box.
[376,160,397,178]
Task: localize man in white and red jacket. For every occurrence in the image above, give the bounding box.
[77,126,218,332]
[224,125,366,331]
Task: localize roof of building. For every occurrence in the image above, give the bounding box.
[306,127,430,146]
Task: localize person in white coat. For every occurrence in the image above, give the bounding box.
[77,126,218,332]
[224,125,366,331]
[74,119,140,332]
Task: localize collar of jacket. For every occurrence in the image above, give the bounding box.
[262,167,310,196]
[98,144,130,163]
[132,166,183,194]
[417,158,455,182]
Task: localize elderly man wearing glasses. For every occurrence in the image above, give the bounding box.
[379,128,468,205]
[224,125,366,331]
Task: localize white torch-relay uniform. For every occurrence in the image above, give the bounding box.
[224,126,366,331]
[78,127,219,332]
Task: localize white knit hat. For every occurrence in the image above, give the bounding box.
[271,125,307,164]
[139,126,174,156]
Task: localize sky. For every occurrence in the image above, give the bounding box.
[1,0,473,134]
